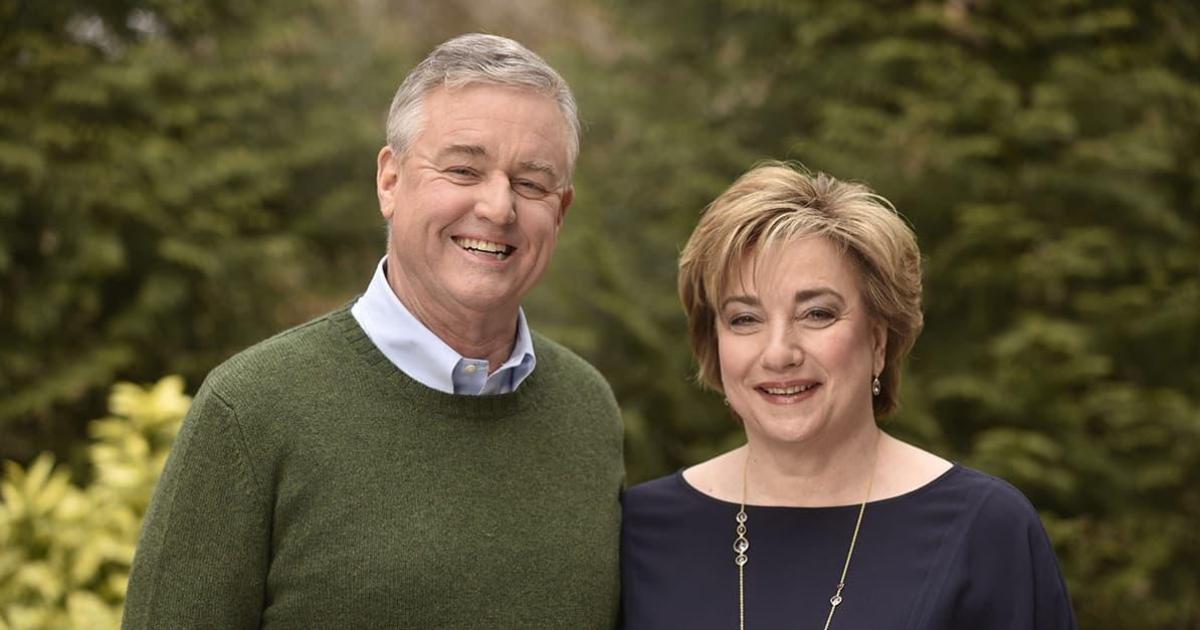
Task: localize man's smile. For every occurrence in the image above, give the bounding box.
[453,236,515,260]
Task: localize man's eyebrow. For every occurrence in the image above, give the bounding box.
[436,144,488,160]
[433,147,560,181]
[518,159,559,181]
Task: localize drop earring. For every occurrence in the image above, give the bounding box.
[871,375,882,396]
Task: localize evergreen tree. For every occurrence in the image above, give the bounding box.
[0,0,389,463]
[545,1,1200,627]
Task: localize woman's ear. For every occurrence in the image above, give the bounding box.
[872,321,887,377]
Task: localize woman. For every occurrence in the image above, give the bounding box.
[620,163,1076,629]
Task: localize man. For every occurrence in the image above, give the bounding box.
[122,34,623,629]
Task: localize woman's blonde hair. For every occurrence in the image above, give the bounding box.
[678,162,923,417]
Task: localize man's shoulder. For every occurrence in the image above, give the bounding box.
[527,330,622,423]
[530,330,610,388]
[205,303,359,399]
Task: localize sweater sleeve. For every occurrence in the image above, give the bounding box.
[121,381,271,629]
[948,480,1078,629]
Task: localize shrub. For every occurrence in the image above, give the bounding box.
[0,377,188,630]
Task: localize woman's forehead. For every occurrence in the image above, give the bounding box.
[714,236,860,303]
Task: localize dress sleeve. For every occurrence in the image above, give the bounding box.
[121,382,270,629]
[949,480,1078,629]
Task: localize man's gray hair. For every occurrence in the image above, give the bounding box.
[386,33,581,174]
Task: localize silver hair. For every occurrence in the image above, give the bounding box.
[385,33,581,175]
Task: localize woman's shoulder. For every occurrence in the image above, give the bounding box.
[625,448,744,509]
[623,471,696,514]
[877,436,1039,520]
[624,472,684,502]
[893,462,1041,517]
[623,467,736,528]
[934,467,1076,625]
[949,465,1050,532]
[887,462,1056,562]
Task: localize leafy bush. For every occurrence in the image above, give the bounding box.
[0,377,187,630]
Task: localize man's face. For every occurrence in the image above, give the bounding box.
[376,84,574,324]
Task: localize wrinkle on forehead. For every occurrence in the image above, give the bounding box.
[410,84,571,166]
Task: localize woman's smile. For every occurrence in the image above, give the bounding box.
[755,380,821,403]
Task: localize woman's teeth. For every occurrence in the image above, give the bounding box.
[762,383,815,395]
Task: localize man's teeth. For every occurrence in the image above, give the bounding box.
[762,384,816,395]
[455,237,512,259]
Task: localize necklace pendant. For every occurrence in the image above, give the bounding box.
[734,508,749,567]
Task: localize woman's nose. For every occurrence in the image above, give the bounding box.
[760,327,804,372]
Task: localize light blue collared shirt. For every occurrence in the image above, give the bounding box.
[350,258,536,395]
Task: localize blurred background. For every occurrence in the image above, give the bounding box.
[1,0,1197,627]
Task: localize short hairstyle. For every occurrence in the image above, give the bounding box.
[678,162,924,418]
[385,33,580,175]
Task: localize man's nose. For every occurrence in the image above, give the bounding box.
[473,174,517,225]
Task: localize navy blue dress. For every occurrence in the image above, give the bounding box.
[620,465,1076,629]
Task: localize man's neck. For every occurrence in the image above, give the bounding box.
[384,262,519,370]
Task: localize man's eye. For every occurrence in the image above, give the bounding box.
[446,167,478,179]
[512,179,551,199]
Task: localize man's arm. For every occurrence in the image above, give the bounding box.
[122,382,271,629]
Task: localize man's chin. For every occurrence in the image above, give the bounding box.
[442,284,526,317]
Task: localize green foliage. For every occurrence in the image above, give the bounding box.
[0,376,187,629]
[0,0,388,462]
[1,1,1197,628]
[526,1,1200,627]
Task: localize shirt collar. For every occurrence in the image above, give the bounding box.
[350,257,536,395]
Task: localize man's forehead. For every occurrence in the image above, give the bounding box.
[436,143,487,159]
[425,85,563,125]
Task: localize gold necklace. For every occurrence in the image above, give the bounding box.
[734,448,877,630]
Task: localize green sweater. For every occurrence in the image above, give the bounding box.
[122,305,624,629]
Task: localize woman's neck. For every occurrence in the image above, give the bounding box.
[741,422,882,507]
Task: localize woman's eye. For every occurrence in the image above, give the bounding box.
[802,308,836,325]
[729,314,758,327]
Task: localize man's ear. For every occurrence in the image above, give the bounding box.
[377,145,400,220]
[556,185,574,228]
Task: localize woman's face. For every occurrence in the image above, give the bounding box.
[716,236,886,448]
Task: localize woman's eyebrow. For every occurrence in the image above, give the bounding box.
[721,288,844,311]
[793,288,844,304]
[720,295,760,310]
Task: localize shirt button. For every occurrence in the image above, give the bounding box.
[464,364,478,374]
